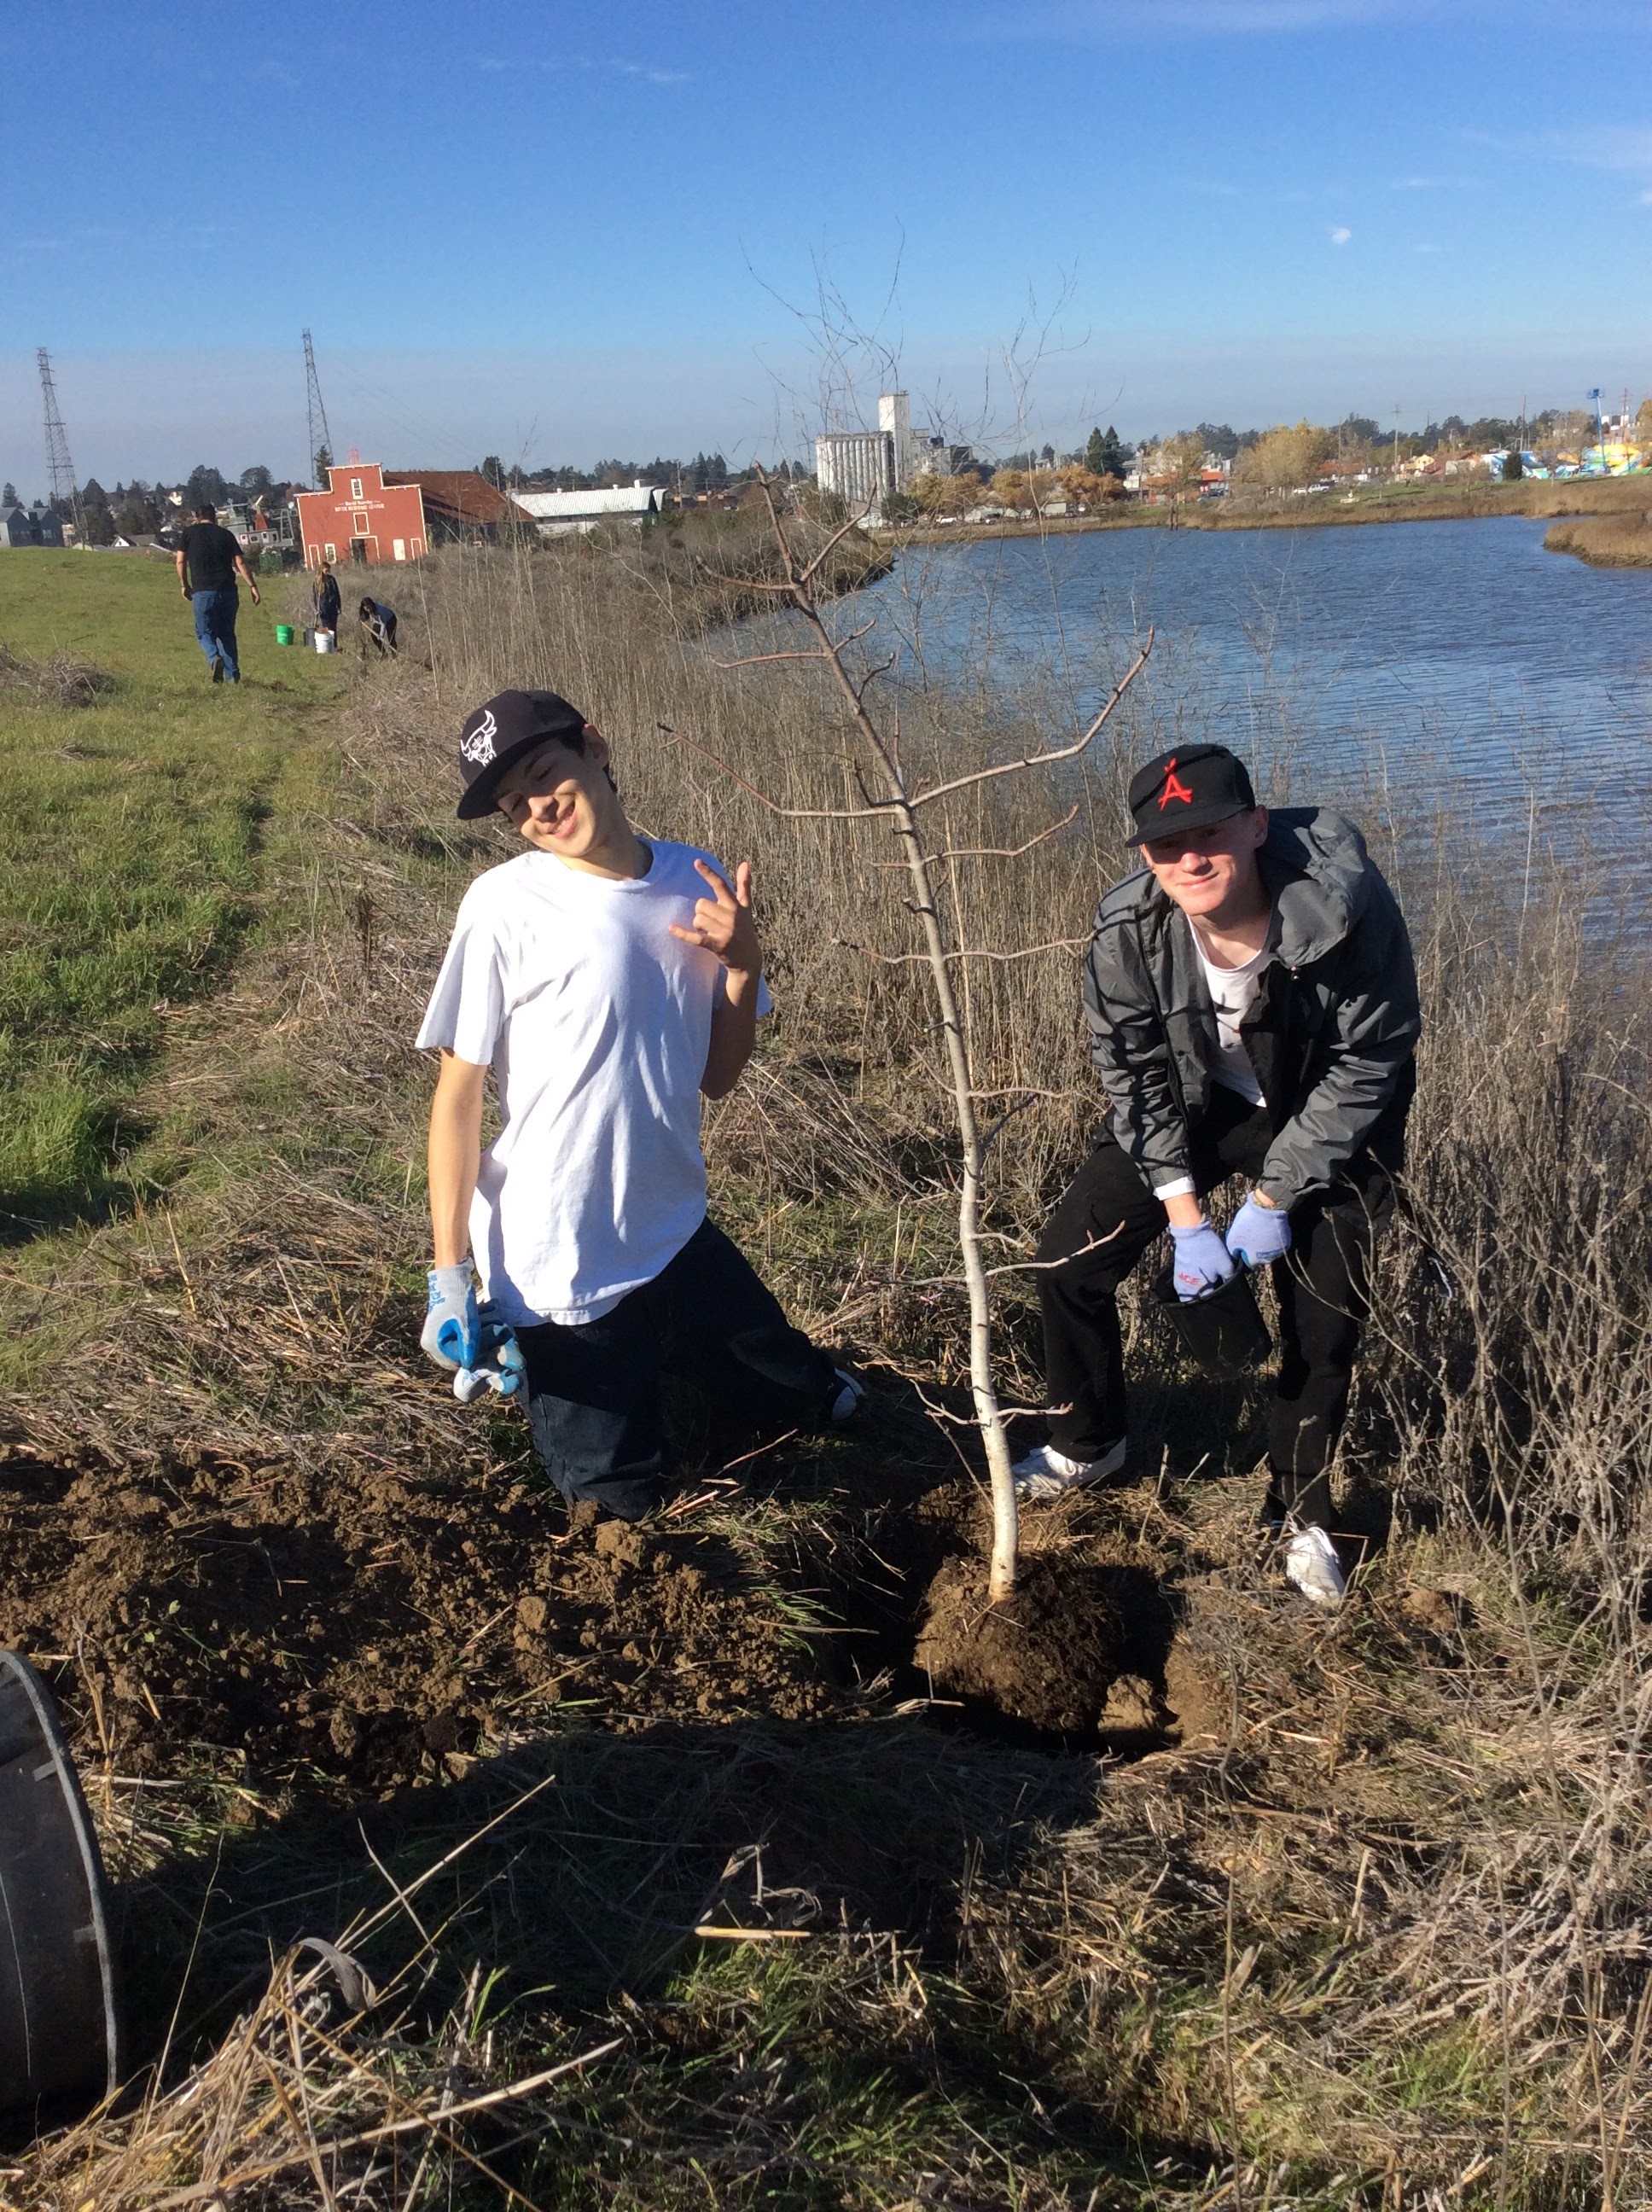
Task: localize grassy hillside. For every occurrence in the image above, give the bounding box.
[0,554,350,1225]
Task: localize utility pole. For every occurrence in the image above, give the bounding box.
[37,348,81,539]
[1393,404,1402,479]
[302,329,334,489]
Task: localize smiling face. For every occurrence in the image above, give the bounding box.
[1140,806,1270,925]
[493,729,637,875]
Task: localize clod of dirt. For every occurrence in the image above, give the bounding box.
[914,1553,1139,1738]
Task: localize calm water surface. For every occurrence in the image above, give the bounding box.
[858,516,1652,899]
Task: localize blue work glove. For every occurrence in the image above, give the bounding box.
[452,1303,526,1403]
[422,1262,480,1371]
[1170,1220,1237,1302]
[1226,1195,1292,1269]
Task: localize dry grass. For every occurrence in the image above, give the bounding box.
[1543,513,1652,568]
[7,533,1651,2209]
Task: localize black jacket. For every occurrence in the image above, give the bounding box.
[1083,808,1420,1207]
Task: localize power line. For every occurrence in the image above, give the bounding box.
[303,329,334,486]
[37,348,80,533]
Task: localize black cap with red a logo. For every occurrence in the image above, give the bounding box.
[1127,743,1257,842]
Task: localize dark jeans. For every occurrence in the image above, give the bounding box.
[1034,1086,1405,1524]
[191,585,240,679]
[517,1216,840,1522]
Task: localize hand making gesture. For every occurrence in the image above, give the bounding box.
[669,859,760,981]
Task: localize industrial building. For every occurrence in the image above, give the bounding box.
[510,482,666,537]
[815,393,941,509]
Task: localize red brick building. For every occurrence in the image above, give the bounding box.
[295,463,515,570]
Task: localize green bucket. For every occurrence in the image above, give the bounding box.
[274,623,294,646]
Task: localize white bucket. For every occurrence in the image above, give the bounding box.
[314,630,335,654]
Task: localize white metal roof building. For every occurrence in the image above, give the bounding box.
[510,482,663,537]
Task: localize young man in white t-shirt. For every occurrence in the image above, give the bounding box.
[416,688,860,1522]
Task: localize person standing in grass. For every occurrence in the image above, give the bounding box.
[174,502,259,684]
[416,689,863,1523]
[312,562,341,643]
[1012,743,1419,1610]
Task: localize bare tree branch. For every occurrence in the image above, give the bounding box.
[904,633,1153,809]
[833,937,1089,965]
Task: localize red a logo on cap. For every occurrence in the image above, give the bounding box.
[1158,756,1195,809]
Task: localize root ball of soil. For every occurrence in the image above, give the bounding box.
[913,1552,1138,1738]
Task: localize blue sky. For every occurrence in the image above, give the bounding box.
[3,0,1649,492]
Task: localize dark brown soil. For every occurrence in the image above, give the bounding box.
[915,1552,1150,1738]
[0,1442,833,1793]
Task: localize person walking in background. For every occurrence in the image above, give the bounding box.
[416,688,863,1523]
[174,501,259,684]
[312,562,341,642]
[358,596,398,656]
[1011,743,1420,1610]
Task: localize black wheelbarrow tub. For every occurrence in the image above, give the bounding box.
[0,1650,123,2114]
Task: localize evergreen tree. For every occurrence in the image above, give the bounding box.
[1084,427,1107,474]
[312,444,333,487]
[184,463,228,510]
[2,483,16,507]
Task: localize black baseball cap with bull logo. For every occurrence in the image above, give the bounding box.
[1126,742,1258,843]
[455,689,590,819]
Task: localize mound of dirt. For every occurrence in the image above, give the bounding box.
[0,1443,835,1793]
[914,1551,1169,1741]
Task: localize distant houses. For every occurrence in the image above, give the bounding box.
[0,503,65,548]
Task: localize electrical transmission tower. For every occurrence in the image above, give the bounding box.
[37,348,80,531]
[302,329,334,488]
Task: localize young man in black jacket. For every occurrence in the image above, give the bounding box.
[1014,743,1420,1607]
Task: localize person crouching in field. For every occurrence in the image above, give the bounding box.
[416,689,864,1522]
[1011,743,1420,1610]
[359,596,398,656]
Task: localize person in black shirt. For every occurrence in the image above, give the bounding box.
[174,503,260,683]
[312,562,341,642]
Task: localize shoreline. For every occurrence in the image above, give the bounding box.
[874,474,1652,553]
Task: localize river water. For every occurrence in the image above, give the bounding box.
[856,515,1652,911]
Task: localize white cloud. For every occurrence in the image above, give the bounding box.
[1391,174,1478,190]
[1331,225,1353,244]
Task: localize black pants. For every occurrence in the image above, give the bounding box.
[1034,1086,1404,1522]
[516,1217,840,1522]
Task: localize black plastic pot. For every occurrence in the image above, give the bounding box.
[0,1650,122,2115]
[1150,1260,1272,1379]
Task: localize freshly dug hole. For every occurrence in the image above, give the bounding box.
[914,1551,1146,1738]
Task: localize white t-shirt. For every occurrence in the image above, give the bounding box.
[416,839,768,1330]
[1191,916,1278,1107]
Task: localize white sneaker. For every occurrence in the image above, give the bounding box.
[829,1368,865,1424]
[1012,1437,1127,1502]
[1283,1522,1347,1610]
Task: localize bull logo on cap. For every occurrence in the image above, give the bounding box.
[1158,755,1195,809]
[460,708,498,765]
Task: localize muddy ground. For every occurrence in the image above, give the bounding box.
[0,1426,1221,1797]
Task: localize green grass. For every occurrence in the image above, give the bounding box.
[0,550,347,1225]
